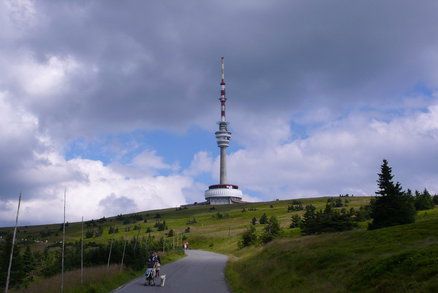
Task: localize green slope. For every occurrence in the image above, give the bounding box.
[1,196,437,292]
[226,208,438,293]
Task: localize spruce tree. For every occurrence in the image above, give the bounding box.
[239,225,258,248]
[259,213,268,224]
[414,189,434,211]
[261,216,281,243]
[369,159,416,230]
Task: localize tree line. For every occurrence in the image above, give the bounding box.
[240,159,437,247]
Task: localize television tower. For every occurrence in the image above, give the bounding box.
[204,57,243,205]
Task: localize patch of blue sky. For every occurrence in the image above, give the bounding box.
[410,82,433,97]
[65,126,243,172]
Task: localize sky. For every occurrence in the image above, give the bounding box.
[1,0,438,226]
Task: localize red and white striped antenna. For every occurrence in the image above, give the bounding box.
[220,57,227,122]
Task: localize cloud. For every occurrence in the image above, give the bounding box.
[2,1,438,225]
[0,154,193,225]
[99,194,137,216]
[224,102,438,198]
[2,0,438,139]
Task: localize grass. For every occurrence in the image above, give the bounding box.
[10,265,138,293]
[10,249,185,293]
[3,196,436,292]
[225,208,438,293]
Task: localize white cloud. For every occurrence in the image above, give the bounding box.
[184,151,214,177]
[1,153,193,225]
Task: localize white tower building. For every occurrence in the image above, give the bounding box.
[204,57,243,205]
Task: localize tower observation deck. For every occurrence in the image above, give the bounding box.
[205,57,243,205]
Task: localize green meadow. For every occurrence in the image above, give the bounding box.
[1,196,437,292]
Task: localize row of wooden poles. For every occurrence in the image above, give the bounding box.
[4,190,184,293]
[5,189,85,293]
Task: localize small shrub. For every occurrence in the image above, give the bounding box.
[186,217,197,224]
[213,212,229,219]
[261,216,281,243]
[239,225,258,248]
[288,201,304,212]
[259,213,268,224]
[290,214,302,228]
[154,220,167,231]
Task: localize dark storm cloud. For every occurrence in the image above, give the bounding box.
[4,0,438,139]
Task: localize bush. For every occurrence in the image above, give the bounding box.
[287,201,304,212]
[261,216,281,243]
[213,212,229,219]
[352,205,371,221]
[259,213,268,224]
[327,197,344,208]
[414,189,434,211]
[186,217,197,224]
[369,159,416,230]
[239,225,258,248]
[300,204,357,235]
[154,220,167,231]
[290,214,302,228]
[433,194,438,205]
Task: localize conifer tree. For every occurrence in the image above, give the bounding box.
[261,216,281,243]
[414,189,434,211]
[259,213,268,224]
[369,159,415,229]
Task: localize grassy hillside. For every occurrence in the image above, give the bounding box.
[1,196,437,292]
[0,196,370,254]
[226,208,438,293]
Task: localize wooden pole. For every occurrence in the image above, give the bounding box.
[107,239,113,269]
[133,229,140,255]
[61,188,67,293]
[5,193,22,293]
[120,240,127,272]
[81,216,84,284]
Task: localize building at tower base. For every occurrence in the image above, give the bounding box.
[205,184,243,205]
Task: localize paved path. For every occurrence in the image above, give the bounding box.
[114,250,230,293]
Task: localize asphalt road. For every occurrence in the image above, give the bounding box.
[114,250,230,293]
